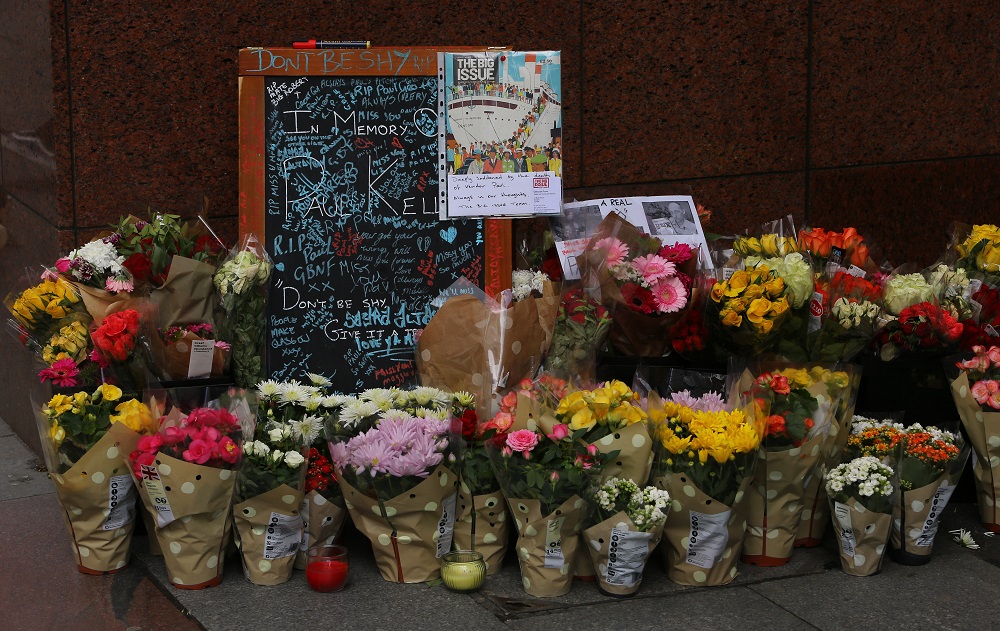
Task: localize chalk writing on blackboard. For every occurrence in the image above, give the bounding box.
[263,75,484,391]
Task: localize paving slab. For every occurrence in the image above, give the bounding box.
[0,417,58,501]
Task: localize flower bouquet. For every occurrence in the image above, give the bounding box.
[32,384,155,574]
[582,478,669,597]
[416,276,557,420]
[53,235,135,321]
[888,424,968,565]
[743,250,815,361]
[128,391,251,589]
[798,226,871,273]
[948,345,1000,531]
[486,424,611,597]
[648,400,764,585]
[584,212,698,357]
[233,411,313,585]
[825,456,896,576]
[256,376,348,571]
[957,283,1000,351]
[153,322,230,381]
[951,223,1000,287]
[875,270,962,361]
[808,270,885,362]
[739,365,854,566]
[453,396,511,574]
[213,235,272,388]
[90,308,149,395]
[707,265,792,358]
[541,284,612,385]
[328,393,461,583]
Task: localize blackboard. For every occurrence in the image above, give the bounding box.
[238,48,511,392]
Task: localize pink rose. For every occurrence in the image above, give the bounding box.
[55,257,72,273]
[988,380,1000,394]
[586,443,598,457]
[506,429,539,453]
[490,412,514,432]
[182,439,213,464]
[989,347,1000,366]
[547,423,569,441]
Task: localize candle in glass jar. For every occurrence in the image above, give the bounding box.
[306,558,348,592]
[441,551,486,592]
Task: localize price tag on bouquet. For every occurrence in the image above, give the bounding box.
[140,464,176,528]
[916,482,956,546]
[435,493,458,558]
[103,474,137,531]
[544,517,566,569]
[605,527,652,587]
[834,501,856,556]
[686,510,729,569]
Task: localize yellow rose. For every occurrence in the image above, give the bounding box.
[725,270,750,297]
[768,298,790,317]
[721,309,743,328]
[746,298,772,324]
[742,283,764,300]
[111,399,154,433]
[95,384,123,403]
[977,244,1000,272]
[764,276,786,297]
[710,282,725,303]
[729,298,749,314]
[781,368,813,387]
[606,380,632,401]
[754,317,775,334]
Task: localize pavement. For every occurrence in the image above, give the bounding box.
[4,415,1000,631]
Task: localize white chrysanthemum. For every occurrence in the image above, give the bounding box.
[279,382,309,405]
[284,450,305,468]
[303,395,323,412]
[379,409,411,423]
[72,240,124,272]
[415,406,449,421]
[361,388,399,411]
[409,386,444,407]
[292,415,323,444]
[340,400,382,426]
[305,372,331,387]
[257,379,283,401]
[321,394,348,409]
[453,391,476,408]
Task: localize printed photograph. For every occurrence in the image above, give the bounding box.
[643,199,698,236]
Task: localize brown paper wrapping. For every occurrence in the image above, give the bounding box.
[830,497,891,576]
[743,434,825,564]
[132,453,237,589]
[508,495,585,597]
[150,256,219,330]
[416,286,558,419]
[890,474,958,560]
[338,464,460,583]
[233,484,304,585]
[452,487,510,574]
[511,393,555,432]
[654,473,753,586]
[141,509,163,556]
[583,511,663,597]
[294,490,348,570]
[149,330,229,381]
[64,279,132,326]
[49,426,142,574]
[951,373,1000,530]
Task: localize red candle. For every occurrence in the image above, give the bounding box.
[306,558,349,592]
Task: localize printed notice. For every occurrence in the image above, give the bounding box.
[605,527,653,587]
[139,464,175,528]
[187,339,216,379]
[435,493,458,558]
[834,501,856,556]
[264,512,304,560]
[544,517,566,569]
[686,510,730,569]
[447,172,561,218]
[103,474,137,531]
[916,481,956,546]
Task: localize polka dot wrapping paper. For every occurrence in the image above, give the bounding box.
[582,511,663,597]
[294,490,348,571]
[828,496,892,576]
[950,372,1000,532]
[507,495,585,598]
[452,488,511,575]
[49,423,144,574]
[233,483,305,585]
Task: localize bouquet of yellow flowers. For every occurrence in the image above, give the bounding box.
[708,265,792,356]
[952,223,1000,286]
[649,399,764,585]
[33,384,156,574]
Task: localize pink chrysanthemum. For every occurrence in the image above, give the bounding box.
[633,254,676,285]
[595,237,630,268]
[38,358,80,387]
[650,276,688,313]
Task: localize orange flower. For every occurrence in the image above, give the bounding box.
[799,227,833,258]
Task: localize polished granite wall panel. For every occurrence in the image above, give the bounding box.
[0,0,59,225]
[63,4,240,227]
[237,0,585,188]
[809,156,1000,267]
[580,1,809,186]
[810,1,1000,167]
[0,199,60,453]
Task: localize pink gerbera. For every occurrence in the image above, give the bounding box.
[650,276,688,313]
[38,358,79,387]
[633,254,676,284]
[105,276,134,293]
[595,237,629,268]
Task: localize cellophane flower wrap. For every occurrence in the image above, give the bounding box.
[214,235,273,388]
[952,223,1000,287]
[233,384,319,585]
[583,478,670,596]
[825,456,896,576]
[127,389,253,589]
[886,423,969,563]
[33,384,155,574]
[583,212,698,357]
[4,272,105,389]
[956,282,1000,351]
[648,398,765,585]
[947,345,1000,532]
[417,276,558,421]
[808,269,885,362]
[154,321,230,381]
[797,226,871,273]
[541,282,612,385]
[453,392,511,573]
[707,264,792,357]
[326,386,462,583]
[742,250,815,361]
[256,375,348,571]
[738,364,853,565]
[486,421,613,597]
[875,267,962,361]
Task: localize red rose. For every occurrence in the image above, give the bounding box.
[123,253,153,284]
[459,409,478,439]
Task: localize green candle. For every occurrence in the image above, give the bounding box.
[441,551,486,592]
